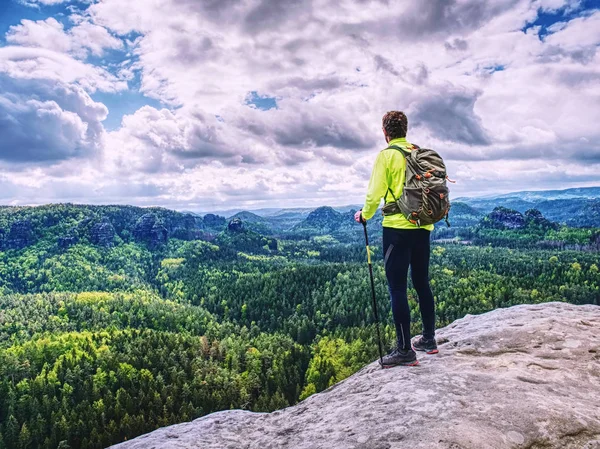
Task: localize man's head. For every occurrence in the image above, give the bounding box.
[382,111,408,142]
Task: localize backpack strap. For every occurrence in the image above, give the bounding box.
[383,144,418,203]
[385,144,414,157]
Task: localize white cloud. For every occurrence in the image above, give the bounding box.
[6,18,71,53]
[1,0,599,209]
[0,44,123,166]
[0,75,107,163]
[6,17,123,59]
[0,46,127,92]
[104,105,266,173]
[544,10,600,48]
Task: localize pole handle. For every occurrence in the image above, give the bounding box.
[361,219,369,246]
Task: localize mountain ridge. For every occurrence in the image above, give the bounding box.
[197,186,600,218]
[455,186,600,203]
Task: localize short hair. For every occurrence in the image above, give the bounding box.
[382,111,408,139]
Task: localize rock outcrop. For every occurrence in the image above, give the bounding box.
[169,214,201,240]
[482,206,526,229]
[524,208,559,230]
[4,220,34,249]
[228,218,245,233]
[90,217,116,247]
[134,214,168,248]
[111,302,600,449]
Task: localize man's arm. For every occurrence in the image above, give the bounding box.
[361,151,388,220]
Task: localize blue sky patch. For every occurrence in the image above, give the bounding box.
[522,0,600,39]
[484,64,505,74]
[0,0,49,41]
[92,90,163,131]
[245,91,277,111]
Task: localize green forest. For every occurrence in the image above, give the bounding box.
[0,203,598,448]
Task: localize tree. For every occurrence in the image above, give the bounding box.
[18,423,32,449]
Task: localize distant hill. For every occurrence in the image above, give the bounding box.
[491,186,600,202]
[445,202,484,228]
[455,186,600,204]
[229,211,266,222]
[455,186,600,227]
[292,206,343,234]
[464,198,600,227]
[535,198,600,228]
[0,204,216,251]
[227,211,274,234]
[195,187,600,230]
[5,186,596,251]
[289,206,383,242]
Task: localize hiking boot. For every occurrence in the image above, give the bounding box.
[412,335,439,354]
[380,348,419,368]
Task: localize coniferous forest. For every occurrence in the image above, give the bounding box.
[0,201,598,448]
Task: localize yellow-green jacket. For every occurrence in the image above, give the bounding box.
[362,137,435,231]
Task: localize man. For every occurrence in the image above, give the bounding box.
[354,111,438,367]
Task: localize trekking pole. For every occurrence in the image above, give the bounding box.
[361,220,384,366]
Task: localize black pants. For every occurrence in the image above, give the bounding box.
[383,227,436,350]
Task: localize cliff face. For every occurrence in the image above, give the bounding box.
[483,206,527,229]
[2,219,35,249]
[111,302,600,449]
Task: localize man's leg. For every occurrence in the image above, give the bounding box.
[410,229,436,340]
[383,228,413,349]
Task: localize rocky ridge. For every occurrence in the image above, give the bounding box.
[480,206,560,231]
[111,302,600,449]
[1,219,35,249]
[0,205,208,250]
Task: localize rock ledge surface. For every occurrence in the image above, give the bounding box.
[111,302,600,449]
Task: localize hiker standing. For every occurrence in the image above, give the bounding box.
[355,111,448,367]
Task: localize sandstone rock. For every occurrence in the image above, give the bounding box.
[228,218,245,233]
[484,206,526,229]
[267,238,278,251]
[151,222,168,245]
[134,214,158,239]
[134,214,168,247]
[169,214,201,240]
[90,217,116,247]
[524,208,545,222]
[111,302,600,449]
[525,208,559,230]
[6,220,34,249]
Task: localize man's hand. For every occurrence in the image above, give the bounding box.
[354,210,365,224]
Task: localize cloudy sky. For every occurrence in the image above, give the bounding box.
[0,0,599,211]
